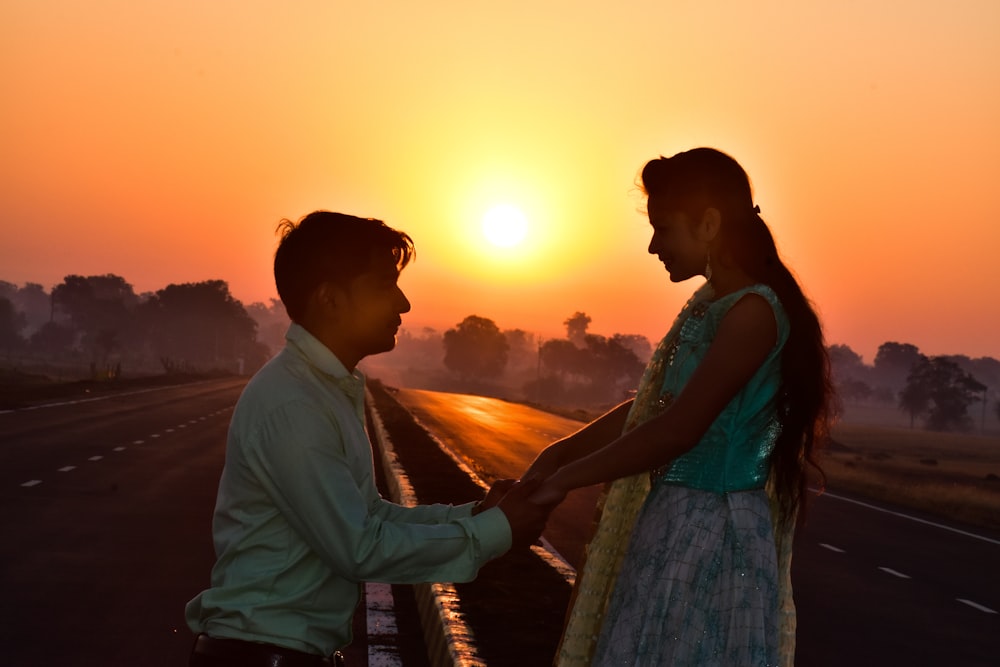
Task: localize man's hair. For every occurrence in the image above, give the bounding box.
[273,211,414,322]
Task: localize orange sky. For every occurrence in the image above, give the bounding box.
[2,2,999,363]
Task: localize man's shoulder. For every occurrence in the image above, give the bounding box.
[236,350,320,415]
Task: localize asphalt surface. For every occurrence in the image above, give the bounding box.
[0,378,245,666]
[393,388,1000,667]
[2,379,998,666]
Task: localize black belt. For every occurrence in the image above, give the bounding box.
[190,633,344,667]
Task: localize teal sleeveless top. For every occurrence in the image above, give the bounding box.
[655,284,789,493]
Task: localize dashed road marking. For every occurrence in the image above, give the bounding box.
[819,543,845,553]
[878,567,911,579]
[14,409,225,491]
[957,599,997,614]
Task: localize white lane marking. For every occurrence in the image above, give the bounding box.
[58,466,76,472]
[165,428,174,433]
[821,490,1000,546]
[0,380,218,414]
[113,446,125,452]
[151,434,160,438]
[957,599,998,614]
[88,456,103,461]
[21,480,42,487]
[133,440,144,445]
[366,582,403,666]
[178,424,187,429]
[819,543,845,552]
[878,567,911,579]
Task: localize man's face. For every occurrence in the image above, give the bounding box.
[335,251,412,363]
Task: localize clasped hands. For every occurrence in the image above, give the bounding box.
[474,448,570,550]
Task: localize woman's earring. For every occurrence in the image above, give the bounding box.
[705,248,713,281]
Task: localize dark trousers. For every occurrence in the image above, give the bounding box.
[189,633,345,667]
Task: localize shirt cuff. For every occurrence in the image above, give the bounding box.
[472,506,512,560]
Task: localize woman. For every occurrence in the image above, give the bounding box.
[527,148,836,666]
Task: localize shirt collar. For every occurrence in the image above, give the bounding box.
[285,323,367,411]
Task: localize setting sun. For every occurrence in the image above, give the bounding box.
[481,204,528,248]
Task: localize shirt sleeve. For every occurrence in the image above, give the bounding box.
[374,495,477,525]
[245,400,512,583]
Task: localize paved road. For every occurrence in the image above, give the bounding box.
[0,378,246,666]
[3,380,997,666]
[394,388,1000,667]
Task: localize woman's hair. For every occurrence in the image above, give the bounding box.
[641,148,837,529]
[273,211,414,322]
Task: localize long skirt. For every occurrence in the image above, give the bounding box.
[591,484,780,666]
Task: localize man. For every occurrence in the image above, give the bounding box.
[186,211,548,666]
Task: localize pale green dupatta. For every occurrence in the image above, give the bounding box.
[553,283,796,667]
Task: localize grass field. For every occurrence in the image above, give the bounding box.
[823,403,1000,532]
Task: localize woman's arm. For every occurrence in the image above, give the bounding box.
[531,293,778,504]
[522,399,633,481]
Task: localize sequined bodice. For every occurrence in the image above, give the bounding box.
[653,284,788,492]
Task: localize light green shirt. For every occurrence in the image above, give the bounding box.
[185,323,512,656]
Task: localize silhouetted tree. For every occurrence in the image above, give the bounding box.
[873,342,924,390]
[829,344,866,377]
[11,282,51,335]
[539,334,644,404]
[0,282,16,303]
[503,328,537,372]
[392,327,445,370]
[0,297,26,354]
[29,321,75,355]
[564,312,591,348]
[442,315,509,380]
[839,378,873,403]
[245,298,290,354]
[582,333,645,399]
[51,274,137,366]
[540,338,586,380]
[613,333,653,364]
[137,280,262,373]
[900,356,986,431]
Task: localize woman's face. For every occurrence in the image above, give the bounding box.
[646,198,707,283]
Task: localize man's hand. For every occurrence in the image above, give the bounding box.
[496,478,554,549]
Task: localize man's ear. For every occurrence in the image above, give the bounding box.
[313,282,344,312]
[697,207,722,243]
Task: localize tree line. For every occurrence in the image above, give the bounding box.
[830,341,999,432]
[0,275,277,378]
[3,276,997,431]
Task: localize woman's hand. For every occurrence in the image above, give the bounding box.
[527,472,569,507]
[521,443,564,483]
[473,478,517,515]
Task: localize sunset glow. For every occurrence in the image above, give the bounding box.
[2,2,999,362]
[482,205,528,248]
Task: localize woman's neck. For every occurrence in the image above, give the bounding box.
[707,266,756,299]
